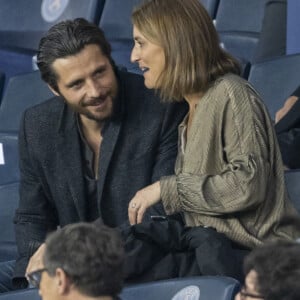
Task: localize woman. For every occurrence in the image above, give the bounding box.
[128,0,300,250]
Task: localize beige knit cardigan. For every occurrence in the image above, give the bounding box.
[160,73,300,249]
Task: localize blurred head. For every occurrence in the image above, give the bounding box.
[235,241,300,300]
[38,223,124,300]
[131,0,240,101]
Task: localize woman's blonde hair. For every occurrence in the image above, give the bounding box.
[132,0,240,101]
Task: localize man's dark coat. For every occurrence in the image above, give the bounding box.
[14,70,187,278]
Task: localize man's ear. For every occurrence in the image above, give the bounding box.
[55,268,71,295]
[48,84,60,96]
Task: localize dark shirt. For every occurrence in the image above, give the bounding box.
[76,116,99,222]
[254,0,287,62]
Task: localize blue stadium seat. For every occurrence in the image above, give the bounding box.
[248,53,300,119]
[0,0,105,81]
[0,71,54,133]
[215,0,266,64]
[0,182,19,262]
[253,0,287,63]
[199,0,219,19]
[0,70,5,100]
[285,170,300,213]
[0,288,40,300]
[99,0,143,74]
[287,0,300,55]
[120,276,240,300]
[0,134,19,185]
[0,276,240,300]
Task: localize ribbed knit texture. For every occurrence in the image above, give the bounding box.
[161,74,300,249]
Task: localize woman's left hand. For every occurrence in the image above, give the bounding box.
[128,181,161,225]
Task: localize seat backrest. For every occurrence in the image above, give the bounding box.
[287,0,300,55]
[0,182,19,261]
[215,0,266,33]
[0,134,19,185]
[120,276,240,300]
[199,0,220,19]
[215,0,266,63]
[0,287,41,300]
[285,170,300,213]
[248,53,300,119]
[99,0,143,73]
[0,0,105,51]
[0,71,54,133]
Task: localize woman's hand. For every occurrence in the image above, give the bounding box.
[128,181,161,225]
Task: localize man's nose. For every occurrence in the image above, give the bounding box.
[131,46,139,63]
[86,79,101,98]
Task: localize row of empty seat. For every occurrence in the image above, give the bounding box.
[0,1,299,299]
[0,275,240,300]
[0,0,284,90]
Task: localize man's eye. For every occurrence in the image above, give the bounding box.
[71,82,82,90]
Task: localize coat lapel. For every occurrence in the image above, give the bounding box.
[97,78,124,214]
[97,117,122,214]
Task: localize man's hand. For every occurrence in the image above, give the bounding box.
[128,181,161,225]
[275,96,298,123]
[26,243,46,275]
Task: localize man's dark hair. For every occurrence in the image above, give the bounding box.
[37,18,114,93]
[43,222,124,298]
[244,241,300,300]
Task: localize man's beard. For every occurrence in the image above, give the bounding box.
[66,95,114,123]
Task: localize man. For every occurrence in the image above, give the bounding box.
[275,86,300,169]
[0,18,186,291]
[235,216,300,300]
[27,222,124,300]
[235,240,300,300]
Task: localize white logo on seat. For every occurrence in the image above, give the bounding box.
[171,285,200,300]
[41,0,69,22]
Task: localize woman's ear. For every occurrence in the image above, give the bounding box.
[48,84,60,96]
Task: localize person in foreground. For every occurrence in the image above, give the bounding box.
[235,240,300,300]
[0,18,186,292]
[27,223,124,300]
[128,0,300,250]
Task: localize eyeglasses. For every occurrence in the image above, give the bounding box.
[239,286,264,299]
[26,268,48,289]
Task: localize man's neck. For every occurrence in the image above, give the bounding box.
[79,115,104,135]
[65,290,114,300]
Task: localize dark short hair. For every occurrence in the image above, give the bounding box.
[132,0,240,101]
[37,18,114,92]
[244,241,300,300]
[43,222,124,298]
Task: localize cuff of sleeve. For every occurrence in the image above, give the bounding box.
[12,277,28,290]
[160,175,181,215]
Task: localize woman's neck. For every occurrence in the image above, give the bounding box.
[184,92,203,110]
[184,92,203,134]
